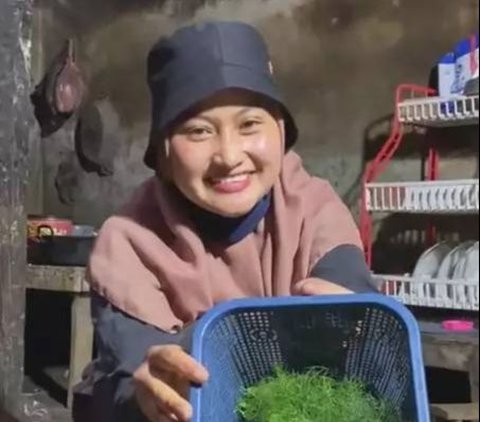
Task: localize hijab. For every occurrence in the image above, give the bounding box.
[87,151,362,332]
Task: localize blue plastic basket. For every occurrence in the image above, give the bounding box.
[190,294,430,422]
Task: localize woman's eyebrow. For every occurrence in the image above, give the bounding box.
[185,115,215,125]
[190,106,265,124]
[235,107,262,117]
[195,107,260,122]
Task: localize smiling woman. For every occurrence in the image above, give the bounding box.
[73,21,376,422]
[165,90,284,217]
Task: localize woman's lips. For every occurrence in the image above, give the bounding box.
[208,173,252,194]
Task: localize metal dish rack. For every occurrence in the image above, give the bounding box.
[365,179,479,214]
[373,274,479,311]
[360,84,479,311]
[398,94,479,127]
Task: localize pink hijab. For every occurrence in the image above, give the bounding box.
[87,151,362,332]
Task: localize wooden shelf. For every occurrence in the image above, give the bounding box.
[22,376,72,421]
[27,265,89,293]
[430,403,479,421]
[43,365,70,392]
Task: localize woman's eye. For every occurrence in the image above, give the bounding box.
[187,127,212,138]
[240,120,261,131]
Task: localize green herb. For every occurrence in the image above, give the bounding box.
[236,367,401,422]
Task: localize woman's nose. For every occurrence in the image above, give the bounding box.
[212,132,243,168]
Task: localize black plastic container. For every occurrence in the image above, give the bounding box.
[27,235,95,267]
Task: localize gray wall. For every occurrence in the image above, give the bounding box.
[31,0,479,228]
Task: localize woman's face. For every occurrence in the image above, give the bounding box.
[160,90,285,217]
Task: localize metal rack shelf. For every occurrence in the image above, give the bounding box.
[374,274,479,311]
[365,179,479,214]
[360,84,480,311]
[398,94,479,127]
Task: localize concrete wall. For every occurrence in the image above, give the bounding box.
[31,0,479,230]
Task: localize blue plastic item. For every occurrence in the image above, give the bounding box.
[190,294,430,422]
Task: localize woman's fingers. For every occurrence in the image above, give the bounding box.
[148,345,209,384]
[135,380,174,422]
[134,346,209,422]
[136,384,185,422]
[149,375,193,421]
[134,361,193,422]
[293,278,352,296]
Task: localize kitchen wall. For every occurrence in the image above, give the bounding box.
[31,0,479,264]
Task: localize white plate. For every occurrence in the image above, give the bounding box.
[463,242,479,280]
[464,242,480,308]
[453,249,468,279]
[450,242,479,304]
[436,241,476,299]
[409,242,453,299]
[413,242,453,277]
[437,241,476,279]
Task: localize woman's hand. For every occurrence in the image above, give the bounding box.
[133,345,209,422]
[293,277,352,296]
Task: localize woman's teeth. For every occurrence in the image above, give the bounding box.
[211,174,249,184]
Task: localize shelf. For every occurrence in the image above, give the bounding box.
[42,365,69,392]
[365,179,479,214]
[27,265,89,293]
[22,376,71,421]
[373,274,479,311]
[397,94,479,127]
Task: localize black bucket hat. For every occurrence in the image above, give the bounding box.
[144,21,298,169]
